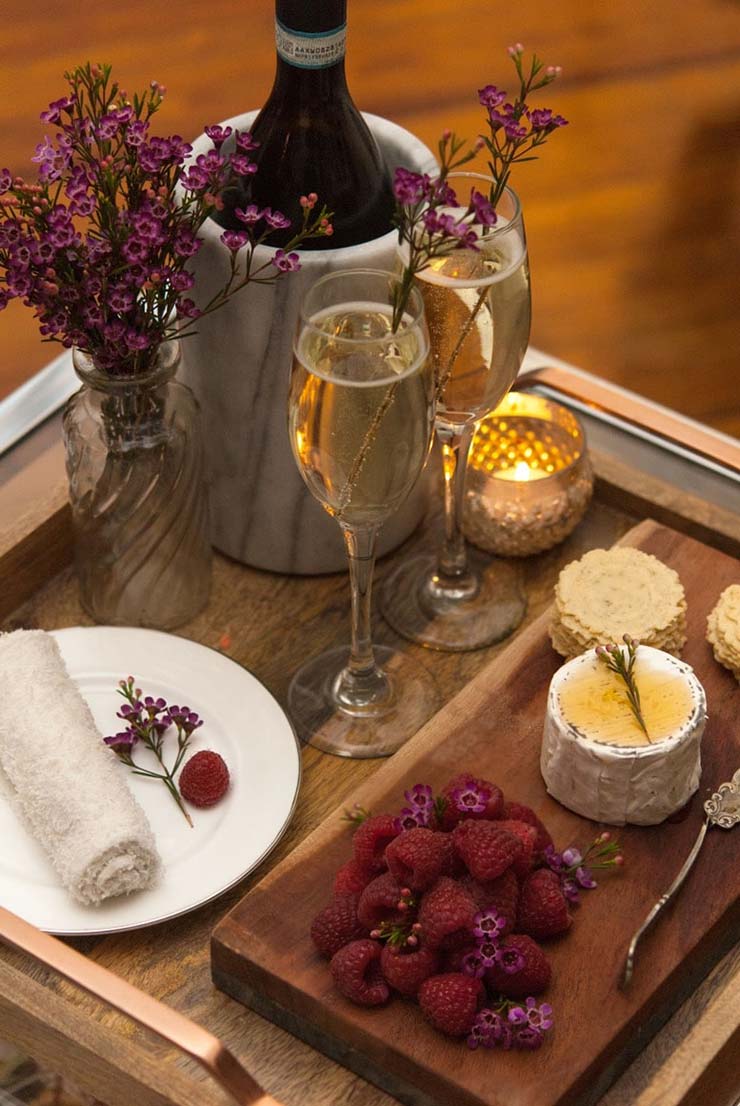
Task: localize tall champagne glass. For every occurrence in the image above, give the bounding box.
[287,269,438,756]
[381,177,531,650]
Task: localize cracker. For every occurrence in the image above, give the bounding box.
[706,585,740,681]
[555,547,686,643]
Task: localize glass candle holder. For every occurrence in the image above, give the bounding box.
[463,392,594,557]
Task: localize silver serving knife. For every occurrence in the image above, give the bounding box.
[621,768,740,989]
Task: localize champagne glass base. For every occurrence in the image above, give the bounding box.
[288,645,439,758]
[380,550,527,652]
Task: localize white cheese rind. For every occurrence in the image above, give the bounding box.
[540,647,706,825]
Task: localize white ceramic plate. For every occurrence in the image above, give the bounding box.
[0,627,301,936]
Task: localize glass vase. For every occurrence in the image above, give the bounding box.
[63,341,211,629]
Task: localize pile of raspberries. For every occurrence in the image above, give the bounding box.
[310,774,574,1051]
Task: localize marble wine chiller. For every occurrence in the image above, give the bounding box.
[180,114,437,574]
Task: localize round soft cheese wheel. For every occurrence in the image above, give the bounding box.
[540,645,706,825]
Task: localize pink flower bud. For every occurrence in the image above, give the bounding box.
[406,935,418,947]
[411,922,422,933]
[370,929,381,939]
[398,901,408,913]
[507,42,524,56]
[401,888,411,898]
[614,855,624,867]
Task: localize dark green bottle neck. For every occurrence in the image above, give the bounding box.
[275,0,346,33]
[271,57,348,99]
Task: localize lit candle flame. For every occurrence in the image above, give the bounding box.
[513,461,533,482]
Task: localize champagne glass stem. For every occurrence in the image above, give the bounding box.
[437,423,474,583]
[333,524,390,712]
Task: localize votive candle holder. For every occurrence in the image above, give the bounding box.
[463,392,594,557]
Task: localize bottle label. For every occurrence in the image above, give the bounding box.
[275,19,346,69]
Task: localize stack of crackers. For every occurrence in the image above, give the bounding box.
[550,546,687,659]
[706,584,740,682]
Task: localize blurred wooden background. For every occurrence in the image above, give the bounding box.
[1,0,739,436]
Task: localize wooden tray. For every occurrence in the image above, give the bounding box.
[211,520,740,1106]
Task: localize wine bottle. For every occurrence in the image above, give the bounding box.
[215,0,395,248]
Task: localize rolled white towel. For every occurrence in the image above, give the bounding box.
[0,629,160,905]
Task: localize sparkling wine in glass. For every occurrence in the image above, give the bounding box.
[382,177,531,651]
[287,269,438,756]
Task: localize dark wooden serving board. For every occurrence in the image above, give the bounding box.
[211,520,740,1106]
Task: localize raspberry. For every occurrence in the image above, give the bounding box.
[352,814,399,873]
[459,869,519,933]
[385,828,452,891]
[330,939,390,1006]
[178,750,229,807]
[380,944,439,996]
[310,894,366,959]
[417,877,478,949]
[333,859,375,896]
[485,934,552,997]
[500,801,554,857]
[518,869,572,939]
[357,872,405,931]
[418,973,485,1037]
[439,774,504,830]
[452,820,522,882]
[496,820,538,877]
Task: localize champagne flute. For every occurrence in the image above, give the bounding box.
[381,176,531,650]
[287,269,438,756]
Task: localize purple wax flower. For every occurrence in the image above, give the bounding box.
[528,108,568,132]
[473,909,506,940]
[562,877,580,904]
[576,865,597,889]
[562,846,582,867]
[104,730,138,751]
[40,95,75,124]
[230,154,257,177]
[177,297,202,319]
[393,167,429,206]
[469,190,497,227]
[205,124,233,150]
[462,950,487,978]
[451,783,490,815]
[404,783,434,810]
[221,230,249,252]
[235,204,263,225]
[125,119,149,147]
[478,85,507,110]
[512,1025,544,1050]
[263,208,291,231]
[544,845,565,872]
[235,130,260,152]
[494,945,525,974]
[271,249,300,272]
[509,997,553,1031]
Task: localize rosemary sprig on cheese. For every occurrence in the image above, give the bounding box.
[595,636,651,741]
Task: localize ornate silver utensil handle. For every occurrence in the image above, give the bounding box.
[621,768,740,989]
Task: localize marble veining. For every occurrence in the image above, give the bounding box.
[180,114,437,574]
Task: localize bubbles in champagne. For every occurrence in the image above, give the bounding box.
[289,304,434,525]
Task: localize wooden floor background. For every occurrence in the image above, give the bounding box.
[1,0,739,437]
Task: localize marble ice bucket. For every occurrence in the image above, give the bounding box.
[181,113,437,574]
